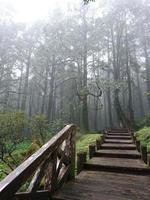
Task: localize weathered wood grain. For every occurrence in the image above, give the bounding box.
[101,143,136,150]
[52,170,150,200]
[104,139,133,144]
[95,149,141,159]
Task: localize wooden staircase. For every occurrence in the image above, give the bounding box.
[52,128,150,200]
[0,127,150,200]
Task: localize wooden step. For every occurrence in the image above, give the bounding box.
[52,171,150,200]
[108,133,131,136]
[104,139,133,144]
[95,149,141,159]
[110,128,129,133]
[101,143,136,150]
[105,135,132,140]
[85,157,150,175]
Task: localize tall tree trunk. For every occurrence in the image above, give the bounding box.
[136,65,145,117]
[51,83,56,121]
[125,23,134,127]
[104,92,108,128]
[60,84,64,120]
[17,65,24,109]
[82,7,89,130]
[47,56,55,121]
[21,51,31,111]
[114,89,130,127]
[41,65,48,114]
[107,40,113,127]
[94,96,98,131]
[111,25,130,127]
[143,40,150,108]
[107,85,113,127]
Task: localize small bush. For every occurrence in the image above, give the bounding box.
[135,126,150,153]
[30,114,49,144]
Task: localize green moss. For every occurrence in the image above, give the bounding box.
[76,133,102,154]
[135,126,150,153]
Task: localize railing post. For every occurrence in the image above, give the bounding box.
[148,155,150,167]
[130,131,134,139]
[101,135,105,143]
[96,139,101,150]
[136,140,140,152]
[89,145,96,159]
[133,135,136,143]
[69,127,76,180]
[77,152,87,174]
[140,145,147,164]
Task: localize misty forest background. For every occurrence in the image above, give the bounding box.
[0,0,150,178]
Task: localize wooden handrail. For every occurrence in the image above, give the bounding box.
[0,124,76,200]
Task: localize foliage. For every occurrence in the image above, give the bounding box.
[30,114,49,144]
[76,132,102,154]
[144,114,150,126]
[0,111,27,142]
[135,127,150,153]
[0,111,28,173]
[49,119,65,136]
[23,139,41,158]
[133,114,150,130]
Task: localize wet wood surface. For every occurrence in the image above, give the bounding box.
[95,149,141,159]
[101,143,136,150]
[104,139,133,144]
[52,170,150,200]
[105,135,132,139]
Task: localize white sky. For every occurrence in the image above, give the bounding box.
[0,0,76,22]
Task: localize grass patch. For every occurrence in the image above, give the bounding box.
[135,126,150,153]
[76,132,102,154]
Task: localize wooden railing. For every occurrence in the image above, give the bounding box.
[0,124,76,200]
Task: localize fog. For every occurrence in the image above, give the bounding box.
[0,0,150,130]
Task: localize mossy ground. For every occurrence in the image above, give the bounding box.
[76,132,101,153]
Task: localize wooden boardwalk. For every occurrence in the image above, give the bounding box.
[52,129,150,200]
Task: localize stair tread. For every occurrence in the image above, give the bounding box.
[104,139,133,144]
[85,157,148,170]
[106,135,132,139]
[101,143,136,149]
[96,149,140,156]
[109,134,130,136]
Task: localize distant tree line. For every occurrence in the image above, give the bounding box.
[0,0,150,131]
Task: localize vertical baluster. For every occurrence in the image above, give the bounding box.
[89,145,96,159]
[68,127,76,180]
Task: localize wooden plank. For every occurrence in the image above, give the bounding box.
[105,135,132,140]
[107,133,131,136]
[85,157,150,175]
[104,139,133,144]
[101,143,136,150]
[95,149,141,159]
[52,170,150,200]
